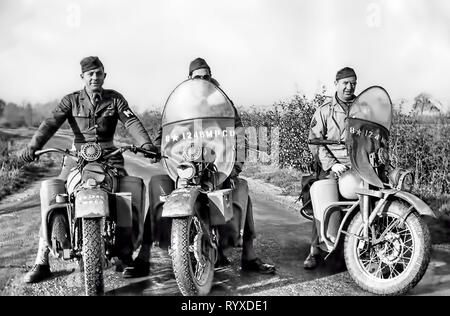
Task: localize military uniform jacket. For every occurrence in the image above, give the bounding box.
[29,88,152,151]
[308,93,355,172]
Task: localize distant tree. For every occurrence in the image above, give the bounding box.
[24,103,33,126]
[0,103,26,127]
[0,99,5,117]
[413,93,440,114]
[139,109,162,140]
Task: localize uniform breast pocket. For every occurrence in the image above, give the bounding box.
[103,109,116,117]
[74,115,90,131]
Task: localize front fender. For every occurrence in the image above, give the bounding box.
[389,190,438,218]
[162,187,200,218]
[75,189,109,218]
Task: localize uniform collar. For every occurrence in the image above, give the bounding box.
[333,92,355,114]
[80,88,111,114]
[84,88,103,103]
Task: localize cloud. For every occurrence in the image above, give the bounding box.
[0,0,449,111]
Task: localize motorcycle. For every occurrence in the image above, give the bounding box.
[302,86,437,295]
[154,78,246,296]
[35,144,156,296]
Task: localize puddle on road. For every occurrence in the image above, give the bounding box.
[409,248,450,296]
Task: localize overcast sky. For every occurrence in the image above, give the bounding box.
[1,0,449,112]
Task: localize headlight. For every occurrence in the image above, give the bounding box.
[378,148,389,165]
[80,142,102,161]
[183,142,202,161]
[399,172,414,192]
[176,162,196,180]
[388,168,414,192]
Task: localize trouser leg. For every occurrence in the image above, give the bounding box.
[136,210,152,262]
[142,209,152,246]
[310,220,320,255]
[241,198,257,262]
[35,226,50,265]
[34,156,73,266]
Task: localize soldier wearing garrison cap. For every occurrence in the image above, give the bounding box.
[20,56,157,283]
[303,67,357,270]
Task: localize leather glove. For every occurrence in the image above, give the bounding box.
[141,143,160,161]
[230,168,240,179]
[331,163,348,177]
[19,146,37,163]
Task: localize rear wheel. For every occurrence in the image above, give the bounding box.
[82,218,105,296]
[344,201,431,295]
[170,215,215,296]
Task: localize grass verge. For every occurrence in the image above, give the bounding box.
[242,163,304,196]
[0,130,56,201]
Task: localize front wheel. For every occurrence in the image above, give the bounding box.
[170,216,215,296]
[82,218,105,296]
[344,200,431,295]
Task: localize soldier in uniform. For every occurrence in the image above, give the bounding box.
[303,67,357,269]
[20,56,158,283]
[123,58,276,277]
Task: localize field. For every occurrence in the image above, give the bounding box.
[0,130,55,200]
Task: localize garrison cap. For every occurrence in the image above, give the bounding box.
[189,58,210,76]
[336,67,357,81]
[80,56,104,73]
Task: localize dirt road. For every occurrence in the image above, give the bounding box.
[0,129,449,296]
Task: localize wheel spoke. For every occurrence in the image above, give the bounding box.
[402,237,413,244]
[403,244,414,254]
[398,258,410,268]
[375,260,383,278]
[391,264,402,277]
[396,228,410,235]
[358,210,417,280]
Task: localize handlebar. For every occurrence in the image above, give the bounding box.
[308,139,346,146]
[34,145,159,160]
[35,148,77,157]
[103,145,159,160]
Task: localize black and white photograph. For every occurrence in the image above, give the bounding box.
[0,0,449,299]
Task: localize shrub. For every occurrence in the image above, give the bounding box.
[240,96,450,196]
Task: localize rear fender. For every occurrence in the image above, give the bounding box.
[161,187,200,218]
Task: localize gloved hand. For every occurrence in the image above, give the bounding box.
[19,146,37,163]
[230,168,240,179]
[331,163,348,177]
[141,143,160,162]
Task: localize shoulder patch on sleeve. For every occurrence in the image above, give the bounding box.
[122,109,134,118]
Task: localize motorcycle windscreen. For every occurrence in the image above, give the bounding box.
[349,86,393,130]
[162,79,235,126]
[162,118,236,185]
[348,86,392,188]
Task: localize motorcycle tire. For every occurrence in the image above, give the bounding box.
[82,218,105,296]
[170,216,214,296]
[50,213,70,257]
[344,200,431,295]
